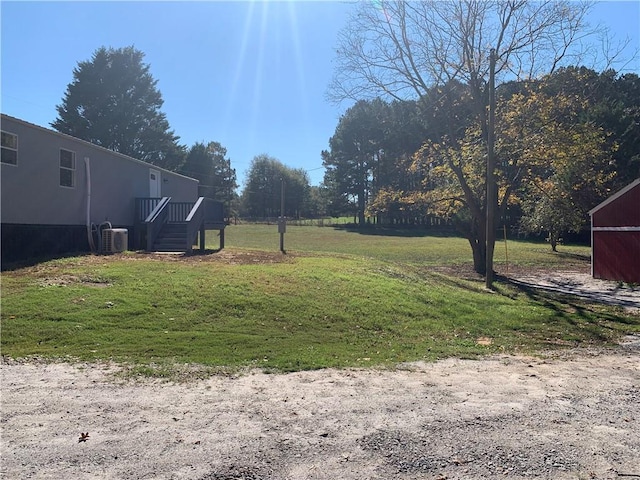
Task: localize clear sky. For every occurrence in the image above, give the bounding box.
[2,1,638,187]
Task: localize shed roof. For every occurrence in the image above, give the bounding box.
[588,178,640,215]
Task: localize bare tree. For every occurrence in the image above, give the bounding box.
[329,0,595,286]
[331,1,593,101]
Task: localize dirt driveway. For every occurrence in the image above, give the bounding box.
[2,337,639,480]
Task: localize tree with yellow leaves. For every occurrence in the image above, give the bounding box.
[330,0,620,285]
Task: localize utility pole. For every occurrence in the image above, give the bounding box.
[279,177,286,253]
[485,48,497,289]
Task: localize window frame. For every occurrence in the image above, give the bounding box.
[1,130,18,166]
[59,148,76,188]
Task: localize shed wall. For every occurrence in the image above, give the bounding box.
[592,231,640,283]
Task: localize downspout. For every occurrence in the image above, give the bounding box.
[85,157,97,253]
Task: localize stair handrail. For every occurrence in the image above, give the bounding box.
[146,196,172,251]
[184,197,205,252]
[136,197,162,222]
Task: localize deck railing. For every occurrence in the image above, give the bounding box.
[145,197,171,251]
[184,197,206,252]
[136,198,162,222]
[168,202,194,222]
[136,197,226,252]
[203,198,225,228]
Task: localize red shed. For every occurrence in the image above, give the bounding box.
[589,178,640,283]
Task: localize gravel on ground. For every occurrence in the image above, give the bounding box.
[2,337,639,480]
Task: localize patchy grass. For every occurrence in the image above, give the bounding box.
[2,236,637,374]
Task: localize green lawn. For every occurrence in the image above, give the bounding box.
[1,225,636,376]
[222,224,591,269]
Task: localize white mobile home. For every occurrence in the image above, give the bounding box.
[1,114,206,263]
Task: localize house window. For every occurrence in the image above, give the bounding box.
[1,131,18,165]
[60,149,75,187]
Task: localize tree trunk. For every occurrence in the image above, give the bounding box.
[455,213,487,275]
[357,191,366,226]
[468,236,486,275]
[471,216,487,275]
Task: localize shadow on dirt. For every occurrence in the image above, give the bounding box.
[496,274,639,345]
[544,251,590,262]
[504,275,640,310]
[333,225,459,238]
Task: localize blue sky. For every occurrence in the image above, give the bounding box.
[2,1,639,187]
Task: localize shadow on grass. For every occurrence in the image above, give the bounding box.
[547,251,591,262]
[1,251,92,272]
[497,274,638,343]
[1,248,227,271]
[333,224,460,238]
[429,272,488,295]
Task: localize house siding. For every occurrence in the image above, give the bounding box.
[1,114,198,264]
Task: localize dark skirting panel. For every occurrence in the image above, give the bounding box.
[1,224,90,267]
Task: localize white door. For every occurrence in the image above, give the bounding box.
[149,169,161,197]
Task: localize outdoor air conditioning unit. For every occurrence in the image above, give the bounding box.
[102,228,128,253]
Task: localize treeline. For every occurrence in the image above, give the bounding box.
[52,46,639,241]
[237,154,328,220]
[321,67,640,247]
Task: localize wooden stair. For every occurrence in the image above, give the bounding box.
[137,196,225,253]
[152,222,190,252]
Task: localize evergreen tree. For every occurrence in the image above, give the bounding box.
[179,142,238,217]
[180,142,237,208]
[52,46,184,170]
[241,155,311,219]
